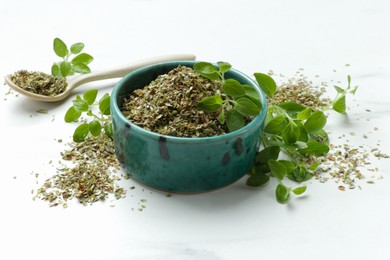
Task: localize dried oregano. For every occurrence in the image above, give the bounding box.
[34,134,126,207]
[11,70,67,96]
[121,65,229,137]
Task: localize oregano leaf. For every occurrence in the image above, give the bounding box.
[89,120,102,136]
[268,159,287,180]
[73,97,89,112]
[71,53,94,65]
[217,61,232,73]
[254,72,277,98]
[193,62,219,81]
[72,63,91,74]
[264,115,288,134]
[304,110,327,133]
[53,38,68,58]
[333,95,346,113]
[83,89,98,105]
[256,146,280,164]
[70,42,84,54]
[64,106,81,122]
[226,109,245,132]
[73,123,89,142]
[292,185,307,195]
[222,79,246,97]
[99,95,111,115]
[60,61,71,77]
[196,95,222,112]
[298,140,329,156]
[276,184,290,204]
[235,97,260,116]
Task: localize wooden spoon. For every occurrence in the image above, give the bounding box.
[4,54,196,102]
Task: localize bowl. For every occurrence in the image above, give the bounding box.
[110,61,267,193]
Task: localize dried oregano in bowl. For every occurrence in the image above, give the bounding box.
[121,65,228,137]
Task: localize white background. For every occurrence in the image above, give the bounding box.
[1,0,390,259]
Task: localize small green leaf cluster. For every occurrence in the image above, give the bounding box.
[194,62,263,132]
[248,74,358,203]
[332,75,358,113]
[52,38,94,78]
[247,73,336,203]
[64,89,112,142]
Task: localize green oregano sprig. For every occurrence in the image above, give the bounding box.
[64,89,112,142]
[52,37,94,78]
[249,74,356,203]
[332,75,358,113]
[194,62,263,132]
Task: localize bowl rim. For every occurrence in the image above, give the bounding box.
[111,60,268,143]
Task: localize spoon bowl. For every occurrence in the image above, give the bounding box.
[4,54,196,102]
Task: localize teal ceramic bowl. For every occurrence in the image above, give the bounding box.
[110,61,267,193]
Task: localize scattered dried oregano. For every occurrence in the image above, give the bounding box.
[34,134,126,207]
[121,65,229,137]
[11,70,67,96]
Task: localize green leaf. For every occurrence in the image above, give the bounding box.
[222,79,246,97]
[99,95,111,115]
[351,86,358,95]
[256,146,280,164]
[72,63,91,74]
[282,121,300,144]
[71,53,94,65]
[245,95,263,111]
[279,102,305,112]
[51,64,61,77]
[73,97,89,112]
[292,185,307,195]
[104,123,113,139]
[264,115,288,134]
[196,95,222,112]
[288,166,312,182]
[60,61,71,77]
[243,85,260,99]
[254,72,277,98]
[268,159,287,180]
[278,160,296,174]
[64,106,81,122]
[226,109,245,132]
[89,120,102,136]
[217,110,225,124]
[73,123,89,142]
[309,128,329,144]
[193,62,219,81]
[297,107,312,120]
[347,75,351,88]
[332,95,346,113]
[83,89,98,105]
[53,38,68,58]
[217,61,231,73]
[304,110,327,133]
[276,184,290,204]
[235,97,261,116]
[298,140,329,156]
[308,160,321,171]
[70,42,84,54]
[247,171,270,187]
[295,120,308,142]
[334,85,345,94]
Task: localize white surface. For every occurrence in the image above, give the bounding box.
[1,0,390,259]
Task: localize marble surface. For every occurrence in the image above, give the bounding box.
[1,0,389,259]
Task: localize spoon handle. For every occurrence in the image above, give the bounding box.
[67,54,196,90]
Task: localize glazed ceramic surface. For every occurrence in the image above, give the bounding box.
[111,61,267,192]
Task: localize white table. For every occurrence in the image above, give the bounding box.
[1,0,389,259]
